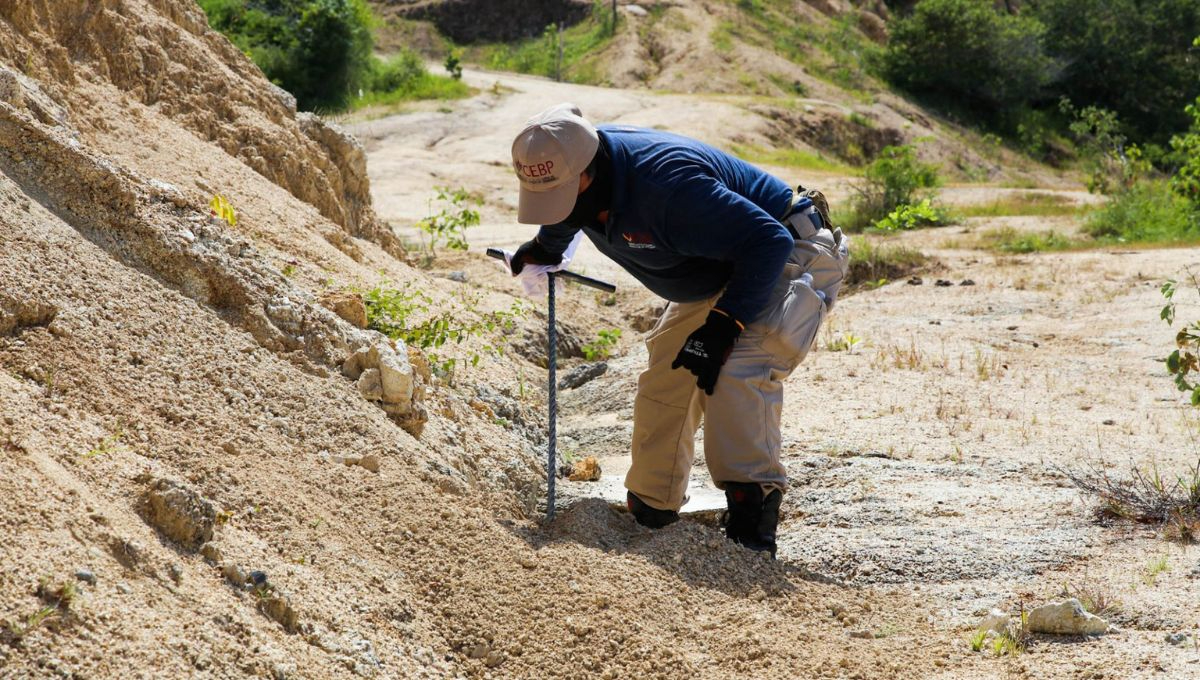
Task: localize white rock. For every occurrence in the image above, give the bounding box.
[374,343,413,407]
[342,346,370,380]
[1027,599,1109,635]
[357,368,382,401]
[976,608,1009,634]
[624,4,648,16]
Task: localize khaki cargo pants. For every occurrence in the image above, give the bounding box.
[625,212,849,511]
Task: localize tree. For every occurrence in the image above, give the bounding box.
[198,0,374,112]
[1029,0,1200,144]
[883,0,1052,119]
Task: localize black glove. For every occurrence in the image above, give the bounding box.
[671,310,742,395]
[510,239,563,275]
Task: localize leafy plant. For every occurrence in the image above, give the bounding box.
[414,187,481,262]
[825,331,864,354]
[209,194,237,227]
[847,144,940,230]
[1169,93,1200,208]
[360,282,524,375]
[1061,100,1150,195]
[872,198,943,233]
[582,328,622,361]
[444,49,463,80]
[83,424,126,459]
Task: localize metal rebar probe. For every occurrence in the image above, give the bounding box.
[483,247,615,522]
[546,271,557,521]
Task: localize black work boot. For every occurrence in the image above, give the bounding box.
[723,482,782,558]
[627,492,680,529]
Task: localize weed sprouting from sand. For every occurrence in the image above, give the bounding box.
[4,578,80,645]
[1060,581,1122,620]
[1061,459,1200,537]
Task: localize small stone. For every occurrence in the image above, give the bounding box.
[849,630,873,639]
[319,291,368,329]
[169,564,184,584]
[906,276,923,286]
[1102,419,1115,426]
[249,570,268,587]
[200,542,223,564]
[567,456,602,482]
[1027,598,1109,635]
[484,650,504,668]
[960,279,976,286]
[223,563,248,586]
[468,643,488,659]
[357,369,383,401]
[559,362,608,390]
[75,569,96,585]
[976,608,1009,634]
[1166,632,1189,646]
[446,271,467,283]
[935,279,953,287]
[359,454,381,473]
[115,582,131,594]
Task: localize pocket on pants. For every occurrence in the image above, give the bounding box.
[757,277,828,367]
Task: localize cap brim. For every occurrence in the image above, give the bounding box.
[517,174,580,225]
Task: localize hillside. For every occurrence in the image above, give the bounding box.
[371,0,1061,186]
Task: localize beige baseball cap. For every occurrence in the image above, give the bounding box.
[511,103,599,225]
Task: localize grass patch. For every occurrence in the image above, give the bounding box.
[975,227,1078,253]
[470,3,616,84]
[730,143,859,175]
[350,51,470,111]
[1059,582,1122,620]
[1083,181,1200,245]
[846,238,933,290]
[953,192,1087,219]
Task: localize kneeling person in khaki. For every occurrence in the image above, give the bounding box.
[509,103,848,557]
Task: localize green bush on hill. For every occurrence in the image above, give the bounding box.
[884,0,1051,119]
[198,0,467,112]
[1032,0,1200,146]
[883,0,1200,158]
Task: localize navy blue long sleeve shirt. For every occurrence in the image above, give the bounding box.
[535,126,794,325]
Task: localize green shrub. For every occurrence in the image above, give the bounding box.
[883,0,1052,118]
[872,198,943,233]
[360,283,524,375]
[846,144,940,230]
[1170,95,1200,208]
[411,187,481,264]
[582,329,622,361]
[1084,182,1199,244]
[199,0,374,112]
[198,0,467,112]
[1031,0,1200,145]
